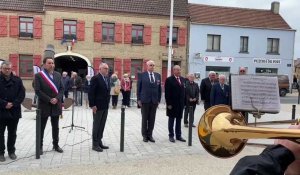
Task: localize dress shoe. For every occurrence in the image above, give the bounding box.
[169,137,175,143]
[92,146,103,152]
[53,146,64,153]
[0,154,5,162]
[184,124,188,128]
[143,137,148,142]
[176,137,186,142]
[148,137,155,143]
[8,153,17,160]
[192,124,196,127]
[99,143,109,149]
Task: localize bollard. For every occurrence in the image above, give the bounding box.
[188,106,194,146]
[298,92,300,104]
[120,107,125,152]
[292,105,296,120]
[36,108,41,159]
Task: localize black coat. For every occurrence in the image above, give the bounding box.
[210,83,230,106]
[185,81,199,106]
[88,74,111,111]
[165,75,185,118]
[200,77,214,103]
[0,73,25,119]
[230,145,295,175]
[34,71,64,117]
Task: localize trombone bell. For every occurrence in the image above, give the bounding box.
[198,105,300,158]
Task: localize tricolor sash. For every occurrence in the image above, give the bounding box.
[39,70,59,95]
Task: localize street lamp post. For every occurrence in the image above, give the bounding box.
[167,0,174,77]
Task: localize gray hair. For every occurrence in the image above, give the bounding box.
[173,65,181,70]
[99,63,108,69]
[208,71,216,76]
[219,74,226,79]
[1,61,12,68]
[146,60,155,66]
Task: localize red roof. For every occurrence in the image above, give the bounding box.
[188,3,292,30]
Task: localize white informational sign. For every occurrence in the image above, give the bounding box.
[253,58,281,64]
[203,56,234,63]
[87,66,95,77]
[231,75,280,113]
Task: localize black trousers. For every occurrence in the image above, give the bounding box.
[92,110,108,146]
[0,118,19,154]
[168,116,182,139]
[41,116,59,148]
[184,103,196,124]
[204,101,211,111]
[111,95,118,107]
[141,103,158,138]
[121,91,131,106]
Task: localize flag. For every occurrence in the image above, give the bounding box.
[71,38,76,46]
[61,37,67,45]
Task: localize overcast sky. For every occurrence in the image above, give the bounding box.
[188,0,299,59]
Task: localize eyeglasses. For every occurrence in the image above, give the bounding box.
[149,64,155,67]
[240,70,245,73]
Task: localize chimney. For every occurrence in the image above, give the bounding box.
[271,1,280,14]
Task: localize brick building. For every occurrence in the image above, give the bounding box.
[0,0,188,90]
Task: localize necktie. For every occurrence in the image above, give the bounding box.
[104,76,108,88]
[150,73,154,83]
[221,84,224,91]
[177,77,181,85]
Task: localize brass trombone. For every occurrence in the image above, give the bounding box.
[198,105,300,158]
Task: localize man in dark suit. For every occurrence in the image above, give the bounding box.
[165,65,186,143]
[183,73,199,128]
[137,60,161,143]
[0,61,25,161]
[34,44,64,154]
[210,74,230,106]
[89,63,110,152]
[200,71,217,110]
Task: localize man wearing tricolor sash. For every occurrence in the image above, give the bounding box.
[34,44,64,154]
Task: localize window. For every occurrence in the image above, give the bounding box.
[63,20,77,40]
[131,59,143,80]
[240,36,249,53]
[132,25,144,44]
[267,38,280,54]
[207,34,221,51]
[102,23,115,42]
[19,17,33,38]
[102,58,114,76]
[19,55,33,77]
[167,27,178,44]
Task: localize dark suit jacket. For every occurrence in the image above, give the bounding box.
[165,75,185,118]
[34,71,64,117]
[210,83,230,106]
[0,73,25,119]
[200,77,214,103]
[137,72,161,104]
[88,73,111,111]
[185,81,199,105]
[230,145,295,175]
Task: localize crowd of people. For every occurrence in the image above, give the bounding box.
[0,44,299,174]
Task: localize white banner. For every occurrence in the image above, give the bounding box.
[203,56,234,63]
[253,58,281,64]
[87,66,94,77]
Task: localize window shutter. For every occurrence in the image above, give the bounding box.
[143,59,149,71]
[143,25,152,45]
[77,20,85,41]
[94,21,102,42]
[178,27,186,46]
[54,19,63,40]
[160,26,167,46]
[124,24,132,44]
[115,23,122,43]
[123,59,131,74]
[33,55,42,66]
[9,16,19,37]
[0,15,8,37]
[33,17,42,39]
[9,54,19,75]
[93,57,102,74]
[114,58,122,77]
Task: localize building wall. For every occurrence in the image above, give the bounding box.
[189,24,295,84]
[0,9,188,90]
